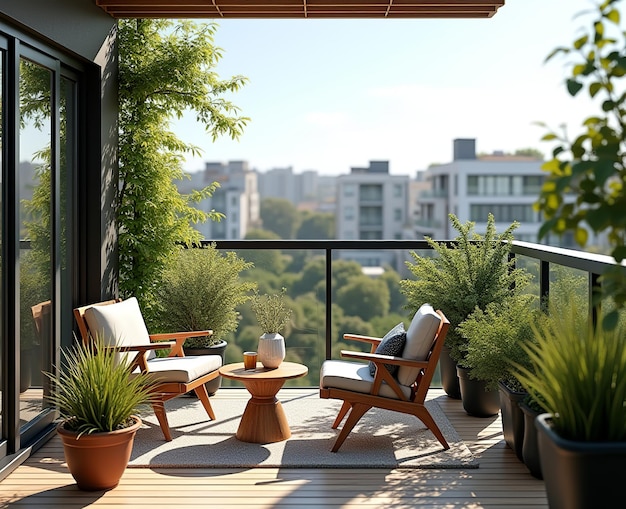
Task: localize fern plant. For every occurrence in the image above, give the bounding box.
[458,293,539,390]
[400,213,530,362]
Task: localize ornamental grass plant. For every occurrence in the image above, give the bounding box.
[45,337,154,437]
[512,304,626,442]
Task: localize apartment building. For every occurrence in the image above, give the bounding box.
[415,139,579,247]
[178,161,261,240]
[257,166,336,211]
[336,161,410,268]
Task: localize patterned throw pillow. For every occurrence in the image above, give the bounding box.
[368,322,406,377]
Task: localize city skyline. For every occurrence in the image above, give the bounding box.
[175,0,601,176]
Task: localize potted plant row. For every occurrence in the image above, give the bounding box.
[513,303,626,509]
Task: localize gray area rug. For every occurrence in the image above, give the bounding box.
[129,393,478,469]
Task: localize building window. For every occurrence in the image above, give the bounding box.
[470,204,539,223]
[359,206,383,227]
[343,184,355,196]
[394,208,402,221]
[393,184,403,198]
[359,184,383,202]
[467,175,544,196]
[344,206,354,221]
[523,176,543,195]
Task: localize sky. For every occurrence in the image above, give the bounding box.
[174,0,606,176]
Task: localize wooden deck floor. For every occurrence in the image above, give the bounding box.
[0,389,547,508]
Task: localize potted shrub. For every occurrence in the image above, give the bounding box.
[153,244,256,394]
[513,305,626,509]
[458,294,538,456]
[45,337,153,491]
[400,213,527,400]
[251,288,293,369]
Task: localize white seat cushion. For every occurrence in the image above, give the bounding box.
[320,360,412,400]
[397,304,442,386]
[132,354,222,384]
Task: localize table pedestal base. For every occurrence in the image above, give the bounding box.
[236,396,291,443]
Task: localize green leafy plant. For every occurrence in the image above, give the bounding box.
[400,213,530,362]
[45,337,154,437]
[536,0,626,328]
[118,19,249,312]
[458,294,539,391]
[512,305,626,442]
[153,244,256,348]
[251,288,293,334]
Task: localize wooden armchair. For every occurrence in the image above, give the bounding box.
[320,304,450,452]
[74,297,221,441]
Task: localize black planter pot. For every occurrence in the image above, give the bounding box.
[457,366,500,417]
[498,382,526,461]
[183,340,227,396]
[520,402,542,479]
[439,345,461,399]
[536,413,626,509]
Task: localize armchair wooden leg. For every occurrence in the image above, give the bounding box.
[152,401,173,442]
[332,401,351,429]
[414,406,449,450]
[194,383,216,421]
[331,402,371,453]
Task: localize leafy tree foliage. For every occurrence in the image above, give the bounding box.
[536,0,626,327]
[296,211,336,239]
[336,276,390,321]
[513,148,544,159]
[241,228,286,274]
[118,19,248,310]
[260,198,300,238]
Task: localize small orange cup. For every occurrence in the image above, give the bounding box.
[243,351,257,370]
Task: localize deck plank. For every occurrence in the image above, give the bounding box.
[0,389,547,508]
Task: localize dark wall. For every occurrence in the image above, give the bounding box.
[0,0,119,300]
[0,0,115,61]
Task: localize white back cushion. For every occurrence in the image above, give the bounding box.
[84,297,155,361]
[396,304,441,386]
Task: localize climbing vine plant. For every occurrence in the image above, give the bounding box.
[536,0,626,328]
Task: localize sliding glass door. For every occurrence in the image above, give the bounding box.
[1,30,81,457]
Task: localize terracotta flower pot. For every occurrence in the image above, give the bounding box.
[57,415,141,491]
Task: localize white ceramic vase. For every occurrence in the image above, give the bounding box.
[257,333,285,369]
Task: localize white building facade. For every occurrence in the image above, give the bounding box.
[179,161,261,240]
[336,161,410,268]
[415,139,584,248]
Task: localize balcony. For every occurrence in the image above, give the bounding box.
[4,238,619,507]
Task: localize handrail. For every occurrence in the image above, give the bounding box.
[206,238,624,359]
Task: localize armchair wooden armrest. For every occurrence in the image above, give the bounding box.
[343,333,383,354]
[104,342,176,374]
[149,330,213,357]
[340,350,429,369]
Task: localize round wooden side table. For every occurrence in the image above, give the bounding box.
[219,361,308,444]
